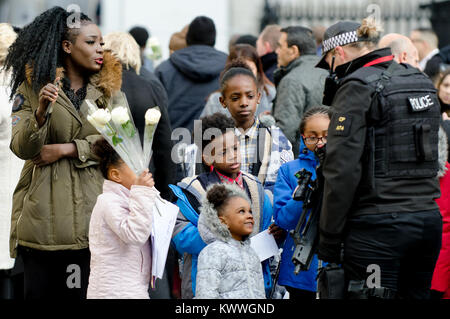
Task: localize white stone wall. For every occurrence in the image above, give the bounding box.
[228,0,433,39]
[0,0,231,60]
[228,0,265,36]
[0,0,98,26]
[0,0,436,57]
[101,0,231,60]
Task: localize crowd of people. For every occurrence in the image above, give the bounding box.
[0,6,449,300]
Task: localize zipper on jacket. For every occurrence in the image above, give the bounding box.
[240,242,256,299]
[53,161,58,180]
[14,188,28,251]
[14,165,36,252]
[14,213,23,251]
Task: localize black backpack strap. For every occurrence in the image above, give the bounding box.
[250,121,268,177]
[345,62,419,87]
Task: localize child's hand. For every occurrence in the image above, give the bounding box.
[134,169,155,188]
[268,223,287,242]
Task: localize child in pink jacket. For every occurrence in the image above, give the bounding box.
[87,138,156,299]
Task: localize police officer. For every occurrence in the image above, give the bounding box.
[316,17,443,299]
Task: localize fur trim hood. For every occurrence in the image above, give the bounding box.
[438,126,448,178]
[198,183,252,245]
[259,113,276,128]
[25,50,122,99]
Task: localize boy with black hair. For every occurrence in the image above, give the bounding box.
[170,113,274,299]
[218,59,294,192]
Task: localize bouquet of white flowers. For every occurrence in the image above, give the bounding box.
[81,91,161,174]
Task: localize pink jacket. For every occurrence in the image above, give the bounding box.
[432,162,450,298]
[87,180,156,299]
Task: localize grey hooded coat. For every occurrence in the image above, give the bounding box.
[194,184,266,299]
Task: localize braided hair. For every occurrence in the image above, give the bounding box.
[299,106,333,134]
[219,58,257,97]
[3,6,92,99]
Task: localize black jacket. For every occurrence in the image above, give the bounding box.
[121,67,176,200]
[155,45,227,131]
[424,53,443,82]
[320,48,441,247]
[260,52,278,84]
[139,67,169,109]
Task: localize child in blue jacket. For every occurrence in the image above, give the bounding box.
[170,113,276,299]
[273,106,332,299]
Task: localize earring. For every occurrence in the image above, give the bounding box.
[219,218,228,227]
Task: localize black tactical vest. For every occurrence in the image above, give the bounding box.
[342,62,440,182]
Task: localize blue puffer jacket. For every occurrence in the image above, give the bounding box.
[170,171,274,298]
[273,139,321,292]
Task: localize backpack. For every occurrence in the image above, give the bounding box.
[343,62,440,187]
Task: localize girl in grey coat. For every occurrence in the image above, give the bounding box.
[195,184,266,299]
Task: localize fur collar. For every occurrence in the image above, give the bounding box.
[438,126,448,178]
[25,50,122,99]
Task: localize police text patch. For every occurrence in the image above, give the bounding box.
[331,113,352,137]
[408,94,434,112]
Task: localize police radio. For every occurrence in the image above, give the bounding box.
[322,56,340,106]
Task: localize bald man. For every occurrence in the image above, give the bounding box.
[378,33,419,68]
[409,28,445,82]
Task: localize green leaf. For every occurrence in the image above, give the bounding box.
[112,134,123,146]
[122,120,136,138]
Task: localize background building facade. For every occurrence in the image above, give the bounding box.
[0,0,448,58]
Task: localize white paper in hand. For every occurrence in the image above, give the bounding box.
[150,195,178,286]
[250,230,279,262]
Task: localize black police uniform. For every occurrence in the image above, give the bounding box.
[319,47,443,299]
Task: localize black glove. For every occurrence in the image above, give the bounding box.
[317,240,342,264]
[314,144,327,167]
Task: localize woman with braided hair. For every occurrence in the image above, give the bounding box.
[3,6,122,299]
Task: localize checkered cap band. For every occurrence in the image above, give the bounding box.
[322,31,358,53]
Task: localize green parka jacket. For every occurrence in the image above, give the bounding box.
[9,51,122,257]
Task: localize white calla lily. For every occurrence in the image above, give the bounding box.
[88,108,111,128]
[145,107,161,125]
[111,106,130,125]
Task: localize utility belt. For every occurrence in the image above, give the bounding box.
[317,264,396,299]
[349,203,440,218]
[347,280,396,299]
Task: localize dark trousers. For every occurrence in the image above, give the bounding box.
[286,286,316,300]
[19,246,90,299]
[343,209,442,299]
